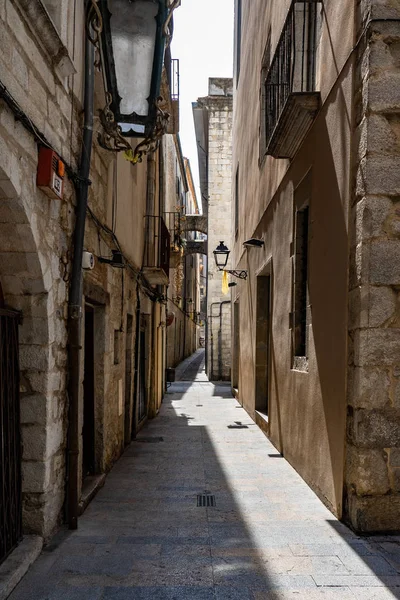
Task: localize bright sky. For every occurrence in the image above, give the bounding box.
[171,0,234,211]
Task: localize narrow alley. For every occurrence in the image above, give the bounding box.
[9,351,400,600]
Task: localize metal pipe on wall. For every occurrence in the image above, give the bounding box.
[66,18,95,530]
[219,301,230,381]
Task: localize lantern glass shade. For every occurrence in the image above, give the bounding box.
[111,0,158,117]
[100,0,167,136]
[213,241,230,270]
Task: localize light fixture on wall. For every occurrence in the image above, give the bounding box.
[98,0,167,138]
[87,0,180,156]
[213,241,247,280]
[243,238,264,248]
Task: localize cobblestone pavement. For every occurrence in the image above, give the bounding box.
[10,351,400,599]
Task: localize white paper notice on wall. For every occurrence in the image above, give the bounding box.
[118,379,123,416]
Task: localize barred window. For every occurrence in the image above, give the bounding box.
[293,206,309,359]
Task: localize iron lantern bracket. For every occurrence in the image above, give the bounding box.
[222,269,248,280]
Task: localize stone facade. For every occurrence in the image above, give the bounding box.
[0,0,82,538]
[0,0,188,544]
[164,135,200,370]
[193,78,233,381]
[345,0,400,531]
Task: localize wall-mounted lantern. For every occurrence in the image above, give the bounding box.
[213,241,247,280]
[213,241,230,270]
[98,0,168,138]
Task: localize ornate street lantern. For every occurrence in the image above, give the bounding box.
[98,0,168,137]
[213,241,230,271]
[213,241,248,280]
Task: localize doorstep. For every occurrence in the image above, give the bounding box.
[255,410,269,435]
[0,535,42,600]
[78,473,106,516]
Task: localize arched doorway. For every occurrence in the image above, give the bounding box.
[0,278,22,562]
[0,157,55,539]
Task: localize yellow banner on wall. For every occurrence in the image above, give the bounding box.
[222,271,229,295]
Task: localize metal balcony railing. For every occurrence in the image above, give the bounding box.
[265,0,321,156]
[143,216,170,285]
[164,211,181,249]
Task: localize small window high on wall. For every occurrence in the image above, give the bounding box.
[293,206,309,358]
[234,165,239,237]
[291,173,311,371]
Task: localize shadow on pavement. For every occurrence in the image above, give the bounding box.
[8,351,400,600]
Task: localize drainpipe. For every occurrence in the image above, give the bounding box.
[219,301,230,381]
[159,144,167,394]
[66,27,95,530]
[131,282,141,439]
[209,302,220,381]
[146,153,156,416]
[183,256,187,357]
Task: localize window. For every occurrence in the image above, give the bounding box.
[255,271,272,414]
[263,1,321,156]
[260,35,271,159]
[291,174,311,370]
[234,165,239,237]
[293,206,309,360]
[234,0,242,86]
[114,330,121,365]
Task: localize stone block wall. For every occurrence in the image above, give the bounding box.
[346,0,400,531]
[201,79,233,381]
[0,0,83,538]
[0,0,150,539]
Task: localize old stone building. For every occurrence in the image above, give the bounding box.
[232,0,400,532]
[193,78,233,381]
[164,135,201,369]
[0,0,191,564]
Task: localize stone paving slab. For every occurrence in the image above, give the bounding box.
[9,351,400,599]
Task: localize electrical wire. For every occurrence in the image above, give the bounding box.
[86,205,164,303]
[0,80,80,183]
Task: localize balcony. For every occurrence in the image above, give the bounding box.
[143,216,170,285]
[164,211,183,268]
[162,53,180,135]
[265,0,321,159]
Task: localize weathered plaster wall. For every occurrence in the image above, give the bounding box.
[106,154,148,270]
[232,0,355,517]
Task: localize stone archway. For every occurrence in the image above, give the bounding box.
[181,215,208,236]
[184,240,207,256]
[0,157,60,538]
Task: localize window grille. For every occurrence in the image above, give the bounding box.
[0,308,22,564]
[293,206,309,360]
[144,216,170,276]
[265,0,321,150]
[234,165,239,237]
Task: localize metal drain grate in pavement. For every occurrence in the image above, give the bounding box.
[197,494,216,507]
